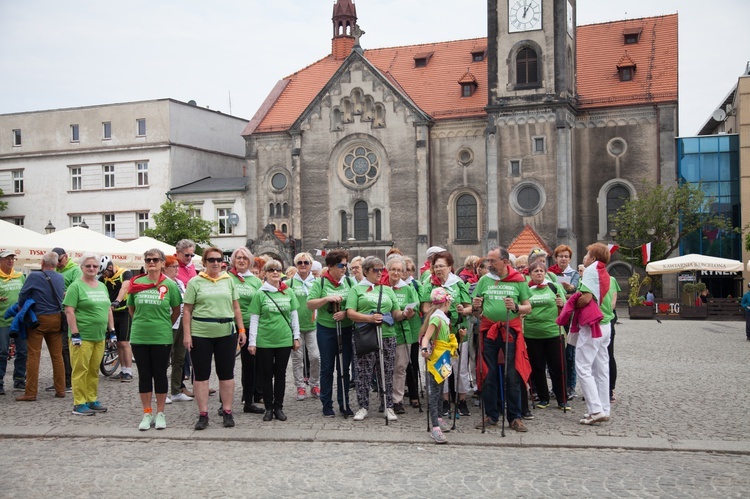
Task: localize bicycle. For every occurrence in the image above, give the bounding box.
[100,338,120,376]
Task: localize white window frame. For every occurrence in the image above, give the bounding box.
[12,170,23,193]
[70,124,80,142]
[136,162,149,186]
[103,165,115,188]
[136,118,146,136]
[216,207,233,235]
[137,212,149,236]
[12,217,24,227]
[12,129,21,147]
[103,213,116,238]
[102,122,111,140]
[71,167,82,191]
[71,215,82,227]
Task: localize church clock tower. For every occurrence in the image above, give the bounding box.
[485,0,578,258]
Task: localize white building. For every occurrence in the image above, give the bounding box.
[0,99,248,245]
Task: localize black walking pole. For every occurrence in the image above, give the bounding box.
[409,346,424,413]
[425,354,431,432]
[451,338,460,431]
[501,316,510,438]
[559,325,568,412]
[376,324,388,426]
[334,303,349,418]
[478,328,486,434]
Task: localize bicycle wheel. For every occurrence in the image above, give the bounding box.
[100,343,120,376]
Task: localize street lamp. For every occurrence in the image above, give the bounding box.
[45,220,56,234]
[79,219,89,229]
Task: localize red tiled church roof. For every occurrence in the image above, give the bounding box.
[576,14,678,109]
[244,13,677,136]
[508,225,552,258]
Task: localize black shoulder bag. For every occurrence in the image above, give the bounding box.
[354,285,382,356]
[263,291,294,342]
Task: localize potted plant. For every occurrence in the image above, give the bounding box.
[681,282,708,319]
[628,273,654,319]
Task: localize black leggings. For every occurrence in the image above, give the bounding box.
[525,335,565,405]
[405,343,420,401]
[191,335,238,382]
[256,346,292,410]
[132,344,172,394]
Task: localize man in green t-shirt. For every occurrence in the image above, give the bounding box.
[0,250,26,394]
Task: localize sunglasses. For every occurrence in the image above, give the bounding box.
[296,261,311,266]
[83,264,98,269]
[370,268,384,273]
[334,263,347,269]
[205,257,223,263]
[180,253,195,258]
[267,268,281,273]
[144,258,162,263]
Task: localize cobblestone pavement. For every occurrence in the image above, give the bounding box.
[3,438,749,497]
[0,318,748,453]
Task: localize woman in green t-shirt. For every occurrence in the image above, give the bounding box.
[128,249,181,430]
[247,259,301,422]
[524,260,567,411]
[346,256,405,423]
[63,254,115,417]
[183,247,246,430]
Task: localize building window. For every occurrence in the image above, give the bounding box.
[70,124,80,142]
[12,129,21,146]
[510,181,546,216]
[374,210,382,240]
[461,84,475,97]
[188,207,201,218]
[103,165,115,188]
[281,224,287,233]
[136,118,146,136]
[137,212,149,236]
[606,185,631,233]
[71,215,82,227]
[340,145,380,189]
[618,67,634,82]
[282,203,289,216]
[217,208,233,235]
[104,214,116,238]
[516,47,539,86]
[271,173,287,191]
[103,122,111,139]
[471,49,486,62]
[12,170,23,193]
[12,217,23,227]
[456,194,478,241]
[413,52,433,68]
[509,160,521,177]
[340,211,348,240]
[269,203,275,217]
[533,137,545,154]
[71,168,82,191]
[137,162,148,186]
[353,201,368,240]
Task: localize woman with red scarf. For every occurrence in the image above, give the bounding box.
[127,249,181,430]
[419,251,472,417]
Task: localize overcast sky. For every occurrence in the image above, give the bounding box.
[1,0,748,135]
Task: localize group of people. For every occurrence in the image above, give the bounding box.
[0,238,620,443]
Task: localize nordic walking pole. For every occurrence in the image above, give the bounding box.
[377,324,388,426]
[478,328,486,434]
[425,355,431,432]
[410,347,423,413]
[501,316,511,438]
[451,338,460,431]
[559,325,568,412]
[334,303,349,418]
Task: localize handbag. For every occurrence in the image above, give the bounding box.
[353,285,382,355]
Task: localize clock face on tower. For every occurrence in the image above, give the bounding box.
[509,0,542,33]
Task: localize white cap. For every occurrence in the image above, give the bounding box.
[508,253,516,265]
[311,261,323,271]
[425,246,447,259]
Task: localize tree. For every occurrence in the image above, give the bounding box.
[0,188,7,212]
[611,182,738,269]
[143,201,215,247]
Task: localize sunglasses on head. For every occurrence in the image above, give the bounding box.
[144,257,161,263]
[296,260,311,266]
[205,257,223,263]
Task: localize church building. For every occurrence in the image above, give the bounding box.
[242,0,678,267]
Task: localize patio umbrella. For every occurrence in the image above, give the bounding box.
[645,254,743,275]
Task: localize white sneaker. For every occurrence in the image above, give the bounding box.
[353,408,368,421]
[154,412,167,430]
[386,408,398,421]
[165,395,172,404]
[171,392,193,402]
[138,413,153,431]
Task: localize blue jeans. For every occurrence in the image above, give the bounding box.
[316,323,353,412]
[566,344,577,391]
[0,326,27,384]
[481,329,521,423]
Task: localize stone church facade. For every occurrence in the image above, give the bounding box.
[242,0,678,267]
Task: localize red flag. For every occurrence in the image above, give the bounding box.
[641,242,652,265]
[607,243,619,254]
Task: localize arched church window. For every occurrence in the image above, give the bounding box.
[374,209,382,241]
[340,211,348,240]
[354,201,368,240]
[606,185,630,233]
[516,47,539,86]
[341,145,380,189]
[456,194,478,241]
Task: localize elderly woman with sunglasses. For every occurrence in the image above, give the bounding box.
[227,247,264,414]
[63,254,115,416]
[247,260,301,421]
[183,247,245,430]
[127,249,182,430]
[287,252,321,401]
[346,256,406,422]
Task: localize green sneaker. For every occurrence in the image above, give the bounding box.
[138,413,154,431]
[154,412,166,430]
[88,401,108,412]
